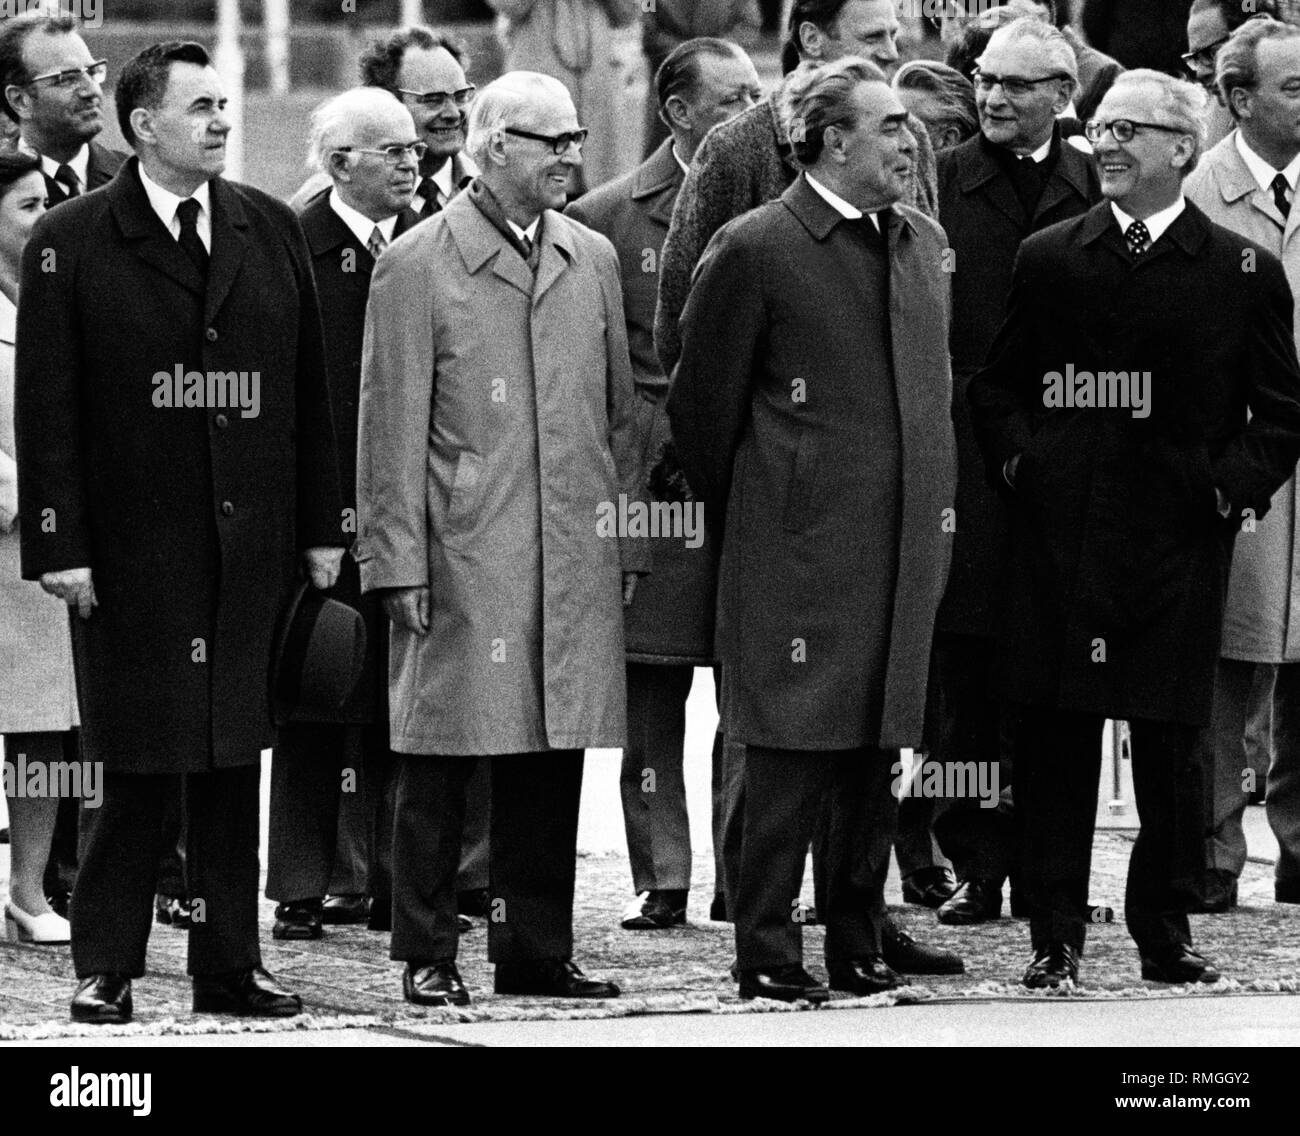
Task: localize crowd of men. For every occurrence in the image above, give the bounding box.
[2,0,1300,1023]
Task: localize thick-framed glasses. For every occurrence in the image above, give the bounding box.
[973,70,1070,98]
[1083,118,1189,144]
[335,142,428,166]
[502,126,588,154]
[1180,37,1228,71]
[396,85,476,110]
[25,59,108,89]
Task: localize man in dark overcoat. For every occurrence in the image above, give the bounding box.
[668,58,959,1003]
[15,41,344,1023]
[970,69,1300,988]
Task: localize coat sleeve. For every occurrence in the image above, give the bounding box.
[355,239,435,594]
[908,112,939,221]
[287,212,346,550]
[14,211,92,578]
[1212,251,1300,518]
[666,219,764,524]
[0,445,16,531]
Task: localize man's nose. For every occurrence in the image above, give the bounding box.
[875,38,899,66]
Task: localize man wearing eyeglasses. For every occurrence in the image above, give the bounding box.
[1184,0,1267,148]
[0,12,122,208]
[970,69,1300,990]
[932,17,1101,930]
[356,71,646,1005]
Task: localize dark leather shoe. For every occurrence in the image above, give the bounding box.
[621,889,687,929]
[1022,942,1079,989]
[1141,945,1221,984]
[494,959,620,998]
[709,892,728,922]
[321,894,370,924]
[882,925,965,974]
[457,888,492,918]
[938,878,1003,925]
[368,894,392,932]
[1276,878,1300,904]
[403,961,471,1006]
[71,974,132,1023]
[154,894,193,929]
[901,866,958,908]
[827,957,901,994]
[1189,870,1238,913]
[272,899,323,941]
[192,966,302,1016]
[737,964,829,1004]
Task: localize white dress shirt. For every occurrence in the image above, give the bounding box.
[328,189,399,249]
[1111,196,1187,247]
[1235,129,1300,197]
[507,215,540,245]
[138,165,212,253]
[805,171,881,231]
[39,144,89,193]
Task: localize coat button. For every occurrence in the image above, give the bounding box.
[206,327,218,342]
[215,413,229,429]
[221,501,234,516]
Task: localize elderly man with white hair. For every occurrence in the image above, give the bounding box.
[971,67,1300,990]
[355,70,648,1006]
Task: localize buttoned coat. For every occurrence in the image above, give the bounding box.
[936,132,1100,637]
[566,138,715,664]
[668,175,957,751]
[15,158,344,772]
[1187,132,1300,664]
[355,189,649,756]
[969,201,1300,727]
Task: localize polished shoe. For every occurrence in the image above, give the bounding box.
[494,959,620,998]
[403,961,471,1006]
[458,914,474,932]
[1276,878,1300,904]
[71,974,133,1023]
[154,894,193,929]
[901,866,958,908]
[272,899,323,941]
[938,877,1003,925]
[1189,870,1238,913]
[0,826,8,843]
[1021,942,1079,989]
[882,925,964,975]
[827,957,901,995]
[5,899,71,944]
[709,892,728,922]
[737,964,829,1004]
[1140,945,1221,984]
[457,888,492,918]
[620,889,687,930]
[192,966,302,1016]
[321,894,370,924]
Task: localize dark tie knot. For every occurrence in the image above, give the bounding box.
[177,198,202,227]
[1125,219,1151,256]
[54,163,79,196]
[1273,172,1292,220]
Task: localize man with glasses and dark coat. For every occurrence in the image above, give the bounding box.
[970,69,1300,991]
[932,17,1101,928]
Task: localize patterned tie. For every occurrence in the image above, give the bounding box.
[1273,172,1292,220]
[366,224,387,260]
[176,198,208,276]
[53,163,79,199]
[1125,219,1150,257]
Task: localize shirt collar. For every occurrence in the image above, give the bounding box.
[328,188,398,247]
[507,215,540,243]
[804,172,880,231]
[671,143,690,175]
[39,143,89,189]
[1027,134,1053,164]
[1111,196,1186,245]
[138,164,211,229]
[1234,129,1300,193]
[0,290,15,346]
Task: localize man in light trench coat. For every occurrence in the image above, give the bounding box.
[356,70,650,1007]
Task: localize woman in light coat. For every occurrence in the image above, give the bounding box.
[1,150,76,945]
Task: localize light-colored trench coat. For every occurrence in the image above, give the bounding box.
[1188,131,1300,663]
[0,291,78,734]
[355,190,650,756]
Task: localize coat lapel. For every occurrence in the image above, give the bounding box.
[108,158,205,297]
[533,212,577,302]
[632,139,684,229]
[1033,145,1093,227]
[957,136,1025,229]
[301,191,374,275]
[204,178,251,324]
[445,194,535,296]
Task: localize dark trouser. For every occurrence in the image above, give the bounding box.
[930,632,1018,883]
[1017,707,1202,955]
[1201,659,1300,885]
[735,744,897,971]
[391,749,583,965]
[42,730,81,899]
[71,763,262,978]
[896,795,949,878]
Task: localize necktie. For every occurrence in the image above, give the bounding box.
[176,198,209,276]
[1273,172,1292,220]
[415,178,441,214]
[53,163,79,199]
[366,225,387,260]
[1125,219,1150,257]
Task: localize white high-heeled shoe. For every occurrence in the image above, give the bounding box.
[4,899,71,944]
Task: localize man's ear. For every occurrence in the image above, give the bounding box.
[129,106,155,146]
[328,149,353,182]
[1050,80,1074,117]
[822,122,847,163]
[798,19,831,61]
[1228,84,1252,122]
[662,93,692,133]
[4,84,31,122]
[1171,133,1196,172]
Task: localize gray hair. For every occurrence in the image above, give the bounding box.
[894,59,978,143]
[784,55,890,168]
[1107,69,1209,173]
[307,86,412,174]
[980,16,1078,90]
[465,70,574,168]
[1216,16,1300,120]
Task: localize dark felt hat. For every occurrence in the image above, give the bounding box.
[270,580,368,725]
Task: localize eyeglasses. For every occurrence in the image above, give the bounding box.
[1180,37,1228,71]
[1083,118,1189,144]
[973,70,1070,98]
[396,85,476,110]
[24,60,107,90]
[502,126,588,154]
[335,142,428,166]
